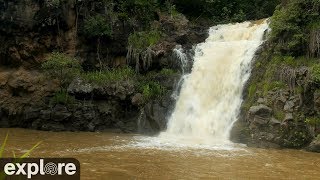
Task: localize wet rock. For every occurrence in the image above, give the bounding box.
[40,110,51,120]
[138,95,174,134]
[306,138,320,153]
[24,107,41,120]
[41,123,65,132]
[51,105,72,122]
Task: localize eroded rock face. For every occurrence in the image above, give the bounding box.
[0,68,59,115]
[232,63,317,150]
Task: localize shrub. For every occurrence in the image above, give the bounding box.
[128,30,161,50]
[41,52,82,90]
[139,81,166,100]
[311,64,320,83]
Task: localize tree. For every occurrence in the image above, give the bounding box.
[84,14,112,70]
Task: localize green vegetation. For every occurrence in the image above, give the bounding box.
[41,52,82,90]
[84,14,112,38]
[139,81,166,100]
[274,110,285,121]
[311,64,320,83]
[82,67,136,85]
[159,68,176,76]
[262,81,286,95]
[0,133,41,179]
[128,30,161,50]
[116,0,159,27]
[50,90,76,105]
[305,117,320,126]
[270,0,320,57]
[173,0,280,23]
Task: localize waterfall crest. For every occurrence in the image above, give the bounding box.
[159,20,269,145]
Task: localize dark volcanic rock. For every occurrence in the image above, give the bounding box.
[306,138,320,153]
[138,94,175,134]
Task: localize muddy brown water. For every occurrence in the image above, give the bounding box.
[0,128,319,179]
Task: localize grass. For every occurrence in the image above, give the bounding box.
[311,64,320,83]
[82,67,136,85]
[305,117,320,126]
[50,90,76,105]
[159,68,176,76]
[0,133,41,179]
[0,133,41,158]
[262,81,286,96]
[274,110,285,121]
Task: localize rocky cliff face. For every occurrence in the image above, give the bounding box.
[231,44,320,152]
[0,0,207,134]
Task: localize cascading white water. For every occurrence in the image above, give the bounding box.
[159,20,269,145]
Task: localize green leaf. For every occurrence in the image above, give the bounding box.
[20,141,42,159]
[0,133,8,158]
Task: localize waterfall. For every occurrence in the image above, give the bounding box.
[159,20,269,145]
[173,45,189,74]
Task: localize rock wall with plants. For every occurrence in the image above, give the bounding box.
[231,0,320,152]
[0,0,290,143]
[0,0,208,134]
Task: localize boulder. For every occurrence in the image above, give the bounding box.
[51,105,72,122]
[306,138,320,153]
[249,104,273,118]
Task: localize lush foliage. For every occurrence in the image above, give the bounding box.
[115,0,159,27]
[270,0,320,57]
[172,0,280,23]
[139,81,166,100]
[128,30,161,50]
[84,14,112,38]
[311,64,320,83]
[41,52,82,90]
